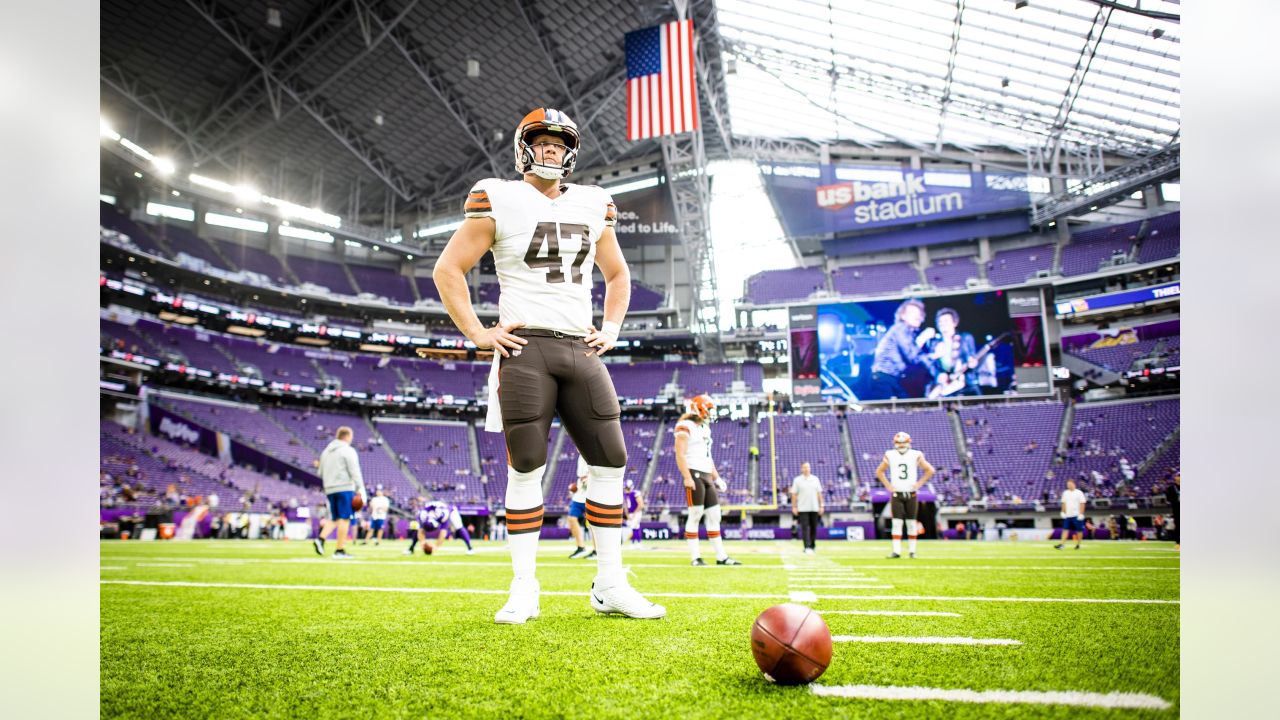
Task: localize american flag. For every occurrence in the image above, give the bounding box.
[625,20,699,141]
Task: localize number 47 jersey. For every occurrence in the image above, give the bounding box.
[465,179,618,336]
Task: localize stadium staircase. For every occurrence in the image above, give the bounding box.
[837,413,859,485]
[1138,426,1180,477]
[542,430,568,497]
[947,409,980,499]
[203,237,237,272]
[341,262,362,296]
[369,417,427,496]
[1056,402,1077,458]
[638,417,669,500]
[465,421,483,478]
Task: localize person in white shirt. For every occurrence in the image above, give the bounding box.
[875,431,936,559]
[789,463,824,554]
[567,455,594,559]
[312,426,367,559]
[675,394,742,567]
[1055,479,1087,550]
[368,489,391,546]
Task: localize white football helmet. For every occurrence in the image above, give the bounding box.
[893,431,912,453]
[513,107,580,180]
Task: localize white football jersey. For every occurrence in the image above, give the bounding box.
[465,178,617,336]
[675,418,714,473]
[885,448,923,492]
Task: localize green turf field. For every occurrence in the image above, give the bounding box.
[100,539,1179,718]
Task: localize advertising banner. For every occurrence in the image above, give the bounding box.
[148,404,219,456]
[610,183,679,247]
[1055,282,1180,317]
[760,163,1030,238]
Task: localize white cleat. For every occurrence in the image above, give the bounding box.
[590,578,666,619]
[494,578,540,625]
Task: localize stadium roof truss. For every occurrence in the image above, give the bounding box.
[99,0,711,229]
[715,0,1180,171]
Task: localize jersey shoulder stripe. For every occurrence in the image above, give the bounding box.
[463,178,515,218]
[604,201,617,226]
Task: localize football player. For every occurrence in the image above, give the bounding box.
[675,394,742,567]
[567,454,593,559]
[875,432,936,558]
[624,477,645,546]
[427,500,475,554]
[431,108,663,623]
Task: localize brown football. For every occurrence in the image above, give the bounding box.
[750,603,833,685]
[351,494,364,512]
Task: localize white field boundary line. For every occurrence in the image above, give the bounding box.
[98,580,1180,605]
[833,635,1022,646]
[102,550,798,568]
[99,566,127,570]
[98,556,793,570]
[818,610,962,617]
[810,684,1172,710]
[104,550,1182,568]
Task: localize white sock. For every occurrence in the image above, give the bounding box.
[685,505,705,560]
[891,518,903,555]
[505,465,545,582]
[705,505,727,561]
[908,535,918,554]
[585,465,625,587]
[892,537,902,555]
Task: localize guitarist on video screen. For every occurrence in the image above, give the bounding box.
[924,308,981,397]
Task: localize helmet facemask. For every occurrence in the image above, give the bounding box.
[513,109,580,180]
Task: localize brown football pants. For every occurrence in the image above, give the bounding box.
[498,331,627,473]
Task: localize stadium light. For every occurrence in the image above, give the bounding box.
[278,224,333,243]
[152,156,176,176]
[99,117,121,141]
[146,202,195,222]
[189,174,232,193]
[206,212,268,233]
[345,240,363,248]
[415,219,464,238]
[602,176,661,196]
[119,138,155,162]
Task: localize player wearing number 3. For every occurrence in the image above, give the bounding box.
[431,108,664,624]
[875,431,936,559]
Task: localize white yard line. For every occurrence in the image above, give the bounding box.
[134,562,194,567]
[99,566,127,571]
[783,579,896,586]
[810,684,1171,710]
[100,580,779,600]
[833,635,1022,646]
[99,580,1178,605]
[817,610,962,617]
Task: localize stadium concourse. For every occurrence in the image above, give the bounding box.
[99,0,1180,716]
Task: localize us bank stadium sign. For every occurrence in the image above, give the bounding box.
[759,163,1031,237]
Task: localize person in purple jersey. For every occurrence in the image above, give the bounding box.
[425,500,475,554]
[404,500,442,555]
[624,479,645,546]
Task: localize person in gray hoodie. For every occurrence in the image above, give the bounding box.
[313,426,368,559]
